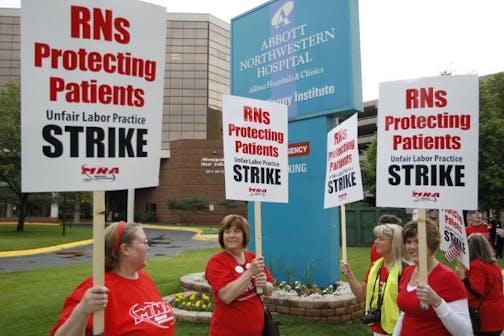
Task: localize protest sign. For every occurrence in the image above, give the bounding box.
[376,75,479,210]
[439,209,470,269]
[324,113,363,208]
[21,0,166,192]
[222,95,288,203]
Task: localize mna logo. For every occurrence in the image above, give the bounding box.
[271,1,294,29]
[249,187,267,196]
[411,190,439,203]
[338,192,348,201]
[81,164,119,183]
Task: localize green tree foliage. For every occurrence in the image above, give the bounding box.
[0,80,28,231]
[361,134,377,195]
[478,72,504,212]
[167,195,209,224]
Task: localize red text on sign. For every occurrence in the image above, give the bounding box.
[405,87,447,109]
[243,106,270,124]
[71,6,130,44]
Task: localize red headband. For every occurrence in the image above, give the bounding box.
[114,221,126,252]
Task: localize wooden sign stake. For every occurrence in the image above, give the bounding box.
[254,201,263,295]
[93,191,105,335]
[341,204,347,262]
[417,208,428,309]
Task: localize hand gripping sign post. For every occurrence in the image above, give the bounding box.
[376,75,479,309]
[21,0,166,333]
[324,114,363,262]
[222,95,288,293]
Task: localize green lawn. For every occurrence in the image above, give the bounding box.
[0,242,370,336]
[0,224,92,251]
[1,224,503,336]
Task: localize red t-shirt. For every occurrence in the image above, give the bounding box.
[465,259,504,331]
[370,243,381,263]
[396,263,466,336]
[466,223,492,245]
[205,250,274,336]
[51,270,175,336]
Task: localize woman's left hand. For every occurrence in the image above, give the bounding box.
[255,272,267,289]
[416,284,442,307]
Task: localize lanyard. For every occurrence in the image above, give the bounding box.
[369,262,390,309]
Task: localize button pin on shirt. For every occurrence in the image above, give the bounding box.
[234,263,251,274]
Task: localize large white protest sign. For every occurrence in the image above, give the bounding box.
[439,209,470,269]
[324,114,363,208]
[376,75,479,209]
[21,0,166,192]
[222,95,288,203]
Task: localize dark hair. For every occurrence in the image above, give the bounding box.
[468,234,495,263]
[378,214,402,225]
[218,214,250,249]
[402,219,440,251]
[105,221,142,271]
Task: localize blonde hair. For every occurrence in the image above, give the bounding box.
[373,223,406,265]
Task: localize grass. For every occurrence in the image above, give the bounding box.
[0,247,370,336]
[0,223,218,251]
[0,224,92,251]
[167,223,219,235]
[1,224,503,336]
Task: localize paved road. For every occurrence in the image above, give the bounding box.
[0,227,218,272]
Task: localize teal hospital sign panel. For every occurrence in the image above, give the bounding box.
[231,0,362,286]
[231,0,362,121]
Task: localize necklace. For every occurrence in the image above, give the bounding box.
[225,250,252,274]
[225,250,245,265]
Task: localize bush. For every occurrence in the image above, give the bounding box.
[135,210,157,223]
[167,195,209,224]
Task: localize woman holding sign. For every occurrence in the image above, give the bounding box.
[393,219,472,336]
[455,234,504,336]
[341,223,406,336]
[51,221,176,336]
[205,214,274,336]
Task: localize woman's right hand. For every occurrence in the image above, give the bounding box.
[78,286,109,314]
[247,256,265,275]
[340,260,352,277]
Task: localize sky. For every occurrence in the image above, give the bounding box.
[2,0,504,101]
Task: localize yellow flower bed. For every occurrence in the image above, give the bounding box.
[172,292,213,312]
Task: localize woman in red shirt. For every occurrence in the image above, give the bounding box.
[205,214,274,336]
[51,221,176,336]
[455,233,504,336]
[393,219,472,336]
[466,209,492,245]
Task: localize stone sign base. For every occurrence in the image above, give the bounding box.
[165,272,364,323]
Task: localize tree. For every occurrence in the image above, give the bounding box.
[478,72,504,213]
[0,80,29,232]
[361,134,377,195]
